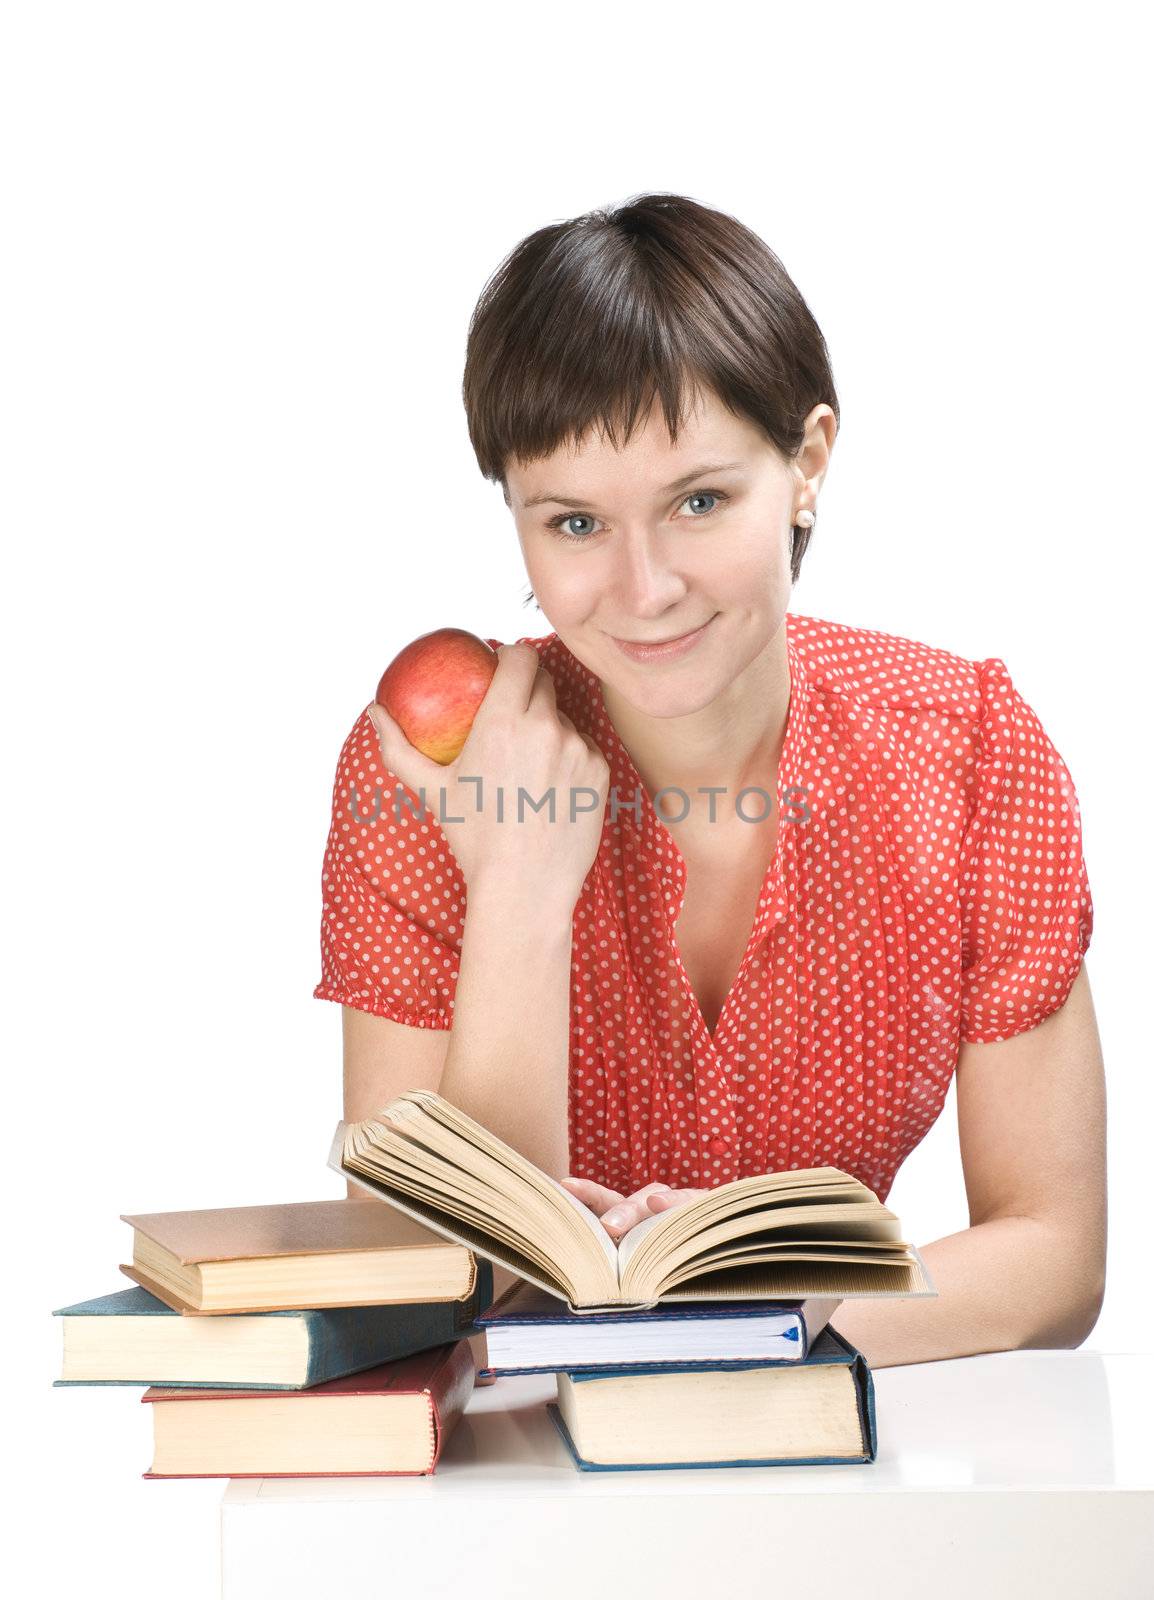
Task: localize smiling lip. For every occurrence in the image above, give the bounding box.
[611,615,717,662]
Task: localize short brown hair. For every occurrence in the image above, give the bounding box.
[462,190,839,590]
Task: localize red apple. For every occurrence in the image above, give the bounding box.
[375,628,499,765]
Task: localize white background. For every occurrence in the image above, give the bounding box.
[4,3,1150,1595]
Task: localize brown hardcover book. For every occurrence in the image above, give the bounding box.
[119,1198,478,1314]
[141,1337,475,1477]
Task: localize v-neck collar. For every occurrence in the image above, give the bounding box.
[558,613,813,947]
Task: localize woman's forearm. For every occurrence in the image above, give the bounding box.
[437,877,575,1180]
[828,1213,1105,1368]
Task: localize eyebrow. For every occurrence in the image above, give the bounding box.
[520,460,749,510]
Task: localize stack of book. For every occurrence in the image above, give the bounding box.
[53,1093,935,1478]
[332,1091,937,1472]
[52,1198,494,1477]
[476,1281,872,1469]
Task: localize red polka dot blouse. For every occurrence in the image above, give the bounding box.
[314,612,1094,1205]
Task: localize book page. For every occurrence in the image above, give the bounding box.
[540,1175,621,1278]
[613,1176,887,1278]
[403,1093,623,1284]
[343,1103,621,1302]
[616,1210,667,1275]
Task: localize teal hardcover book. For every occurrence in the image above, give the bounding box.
[53,1260,492,1389]
[546,1324,876,1470]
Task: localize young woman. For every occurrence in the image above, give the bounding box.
[315,192,1105,1367]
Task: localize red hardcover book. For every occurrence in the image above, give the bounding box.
[141,1337,474,1478]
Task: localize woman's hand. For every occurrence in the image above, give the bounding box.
[560,1177,710,1241]
[367,643,610,917]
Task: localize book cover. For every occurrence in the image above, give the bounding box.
[475,1278,840,1374]
[52,1262,492,1388]
[120,1197,478,1313]
[140,1336,475,1477]
[547,1325,877,1471]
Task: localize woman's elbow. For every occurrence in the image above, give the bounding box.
[1017,1221,1106,1351]
[1067,1261,1107,1349]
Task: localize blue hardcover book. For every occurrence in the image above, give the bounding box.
[546,1324,876,1470]
[53,1260,493,1389]
[475,1278,841,1375]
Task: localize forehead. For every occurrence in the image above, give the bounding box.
[506,389,770,502]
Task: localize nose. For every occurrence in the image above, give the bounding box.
[609,523,689,619]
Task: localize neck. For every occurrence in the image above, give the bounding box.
[599,622,792,832]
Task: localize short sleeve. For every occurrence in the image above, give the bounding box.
[312,707,467,1029]
[958,658,1094,1044]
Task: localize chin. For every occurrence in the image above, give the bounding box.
[602,666,728,720]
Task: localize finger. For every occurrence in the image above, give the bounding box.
[576,728,610,767]
[556,1171,621,1203]
[599,1194,671,1240]
[482,642,545,715]
[557,712,610,782]
[366,701,445,796]
[625,1183,672,1205]
[527,663,558,713]
[599,1200,650,1239]
[559,1177,626,1214]
[646,1188,707,1212]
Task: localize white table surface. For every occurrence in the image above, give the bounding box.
[220,1350,1154,1600]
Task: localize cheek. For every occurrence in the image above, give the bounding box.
[709,538,784,602]
[525,548,605,624]
[723,524,797,595]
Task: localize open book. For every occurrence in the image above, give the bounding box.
[330,1092,935,1313]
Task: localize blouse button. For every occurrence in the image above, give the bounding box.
[707,1137,730,1157]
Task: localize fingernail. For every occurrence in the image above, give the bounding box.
[602,1207,627,1229]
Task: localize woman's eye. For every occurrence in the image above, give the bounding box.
[549,512,601,541]
[681,490,724,517]
[545,488,729,543]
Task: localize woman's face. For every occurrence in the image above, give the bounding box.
[504,387,822,719]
